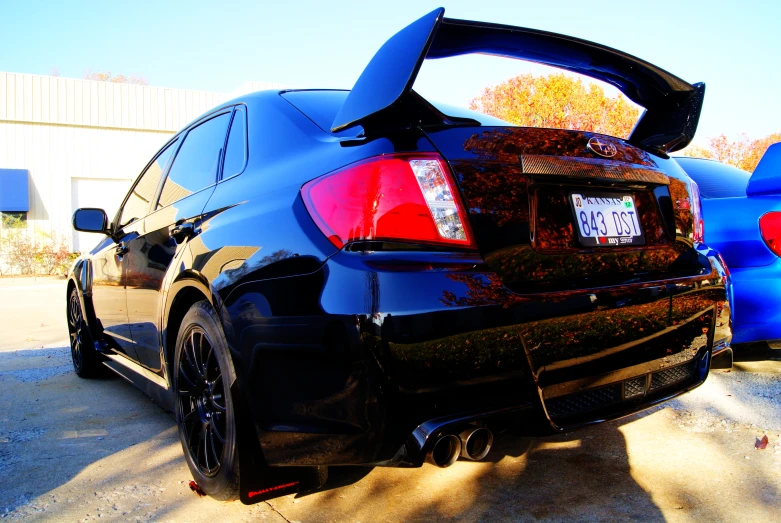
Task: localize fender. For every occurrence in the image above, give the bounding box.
[68,256,102,341]
[160,268,219,371]
[163,270,215,316]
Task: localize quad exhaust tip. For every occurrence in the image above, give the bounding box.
[425,434,461,468]
[425,427,494,468]
[459,427,494,461]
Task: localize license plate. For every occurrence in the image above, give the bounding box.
[570,193,644,246]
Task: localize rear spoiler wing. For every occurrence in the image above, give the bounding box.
[332,8,704,153]
[747,143,781,196]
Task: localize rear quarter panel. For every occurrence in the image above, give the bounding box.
[196,92,439,302]
[702,196,781,268]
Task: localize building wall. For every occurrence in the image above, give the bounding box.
[0,71,283,251]
[0,121,173,240]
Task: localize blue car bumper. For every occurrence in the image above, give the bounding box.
[730,258,781,344]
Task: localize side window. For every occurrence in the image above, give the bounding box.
[222,106,247,179]
[157,112,232,209]
[118,138,179,227]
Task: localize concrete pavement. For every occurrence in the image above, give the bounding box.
[0,276,69,352]
[1,278,780,522]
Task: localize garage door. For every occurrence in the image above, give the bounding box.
[71,178,132,252]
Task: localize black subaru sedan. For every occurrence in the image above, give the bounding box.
[67,8,731,502]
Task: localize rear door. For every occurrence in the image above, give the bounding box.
[124,109,234,371]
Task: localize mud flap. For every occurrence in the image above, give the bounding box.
[234,384,328,504]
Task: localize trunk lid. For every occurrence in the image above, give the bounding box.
[426,126,706,293]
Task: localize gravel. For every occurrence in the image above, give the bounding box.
[669,349,781,432]
[0,347,72,383]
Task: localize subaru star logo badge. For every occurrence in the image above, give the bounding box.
[587,137,618,158]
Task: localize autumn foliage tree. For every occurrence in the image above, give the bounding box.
[680,132,781,172]
[83,69,148,86]
[469,72,642,138]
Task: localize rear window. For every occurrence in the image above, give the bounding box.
[281,90,350,133]
[281,90,512,134]
[428,101,514,126]
[675,157,750,199]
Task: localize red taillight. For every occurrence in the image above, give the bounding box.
[759,212,781,257]
[716,252,730,285]
[690,181,705,243]
[301,153,475,249]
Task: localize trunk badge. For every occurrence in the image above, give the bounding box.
[587,137,618,158]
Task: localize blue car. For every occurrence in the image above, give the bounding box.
[676,144,781,346]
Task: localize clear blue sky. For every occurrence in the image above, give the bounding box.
[1,0,779,144]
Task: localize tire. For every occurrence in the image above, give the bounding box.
[174,300,240,501]
[67,287,103,378]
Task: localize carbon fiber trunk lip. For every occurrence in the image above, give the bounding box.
[521,154,670,185]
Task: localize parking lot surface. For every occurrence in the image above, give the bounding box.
[1,277,781,522]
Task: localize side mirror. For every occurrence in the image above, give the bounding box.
[747,142,781,196]
[72,208,110,234]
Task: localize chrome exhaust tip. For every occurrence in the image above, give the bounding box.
[458,427,493,461]
[425,434,462,468]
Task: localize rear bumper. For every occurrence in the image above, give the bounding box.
[541,345,709,428]
[222,250,730,466]
[729,260,781,344]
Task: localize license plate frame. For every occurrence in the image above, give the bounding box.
[569,191,645,247]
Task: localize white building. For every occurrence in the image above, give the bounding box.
[0,72,282,252]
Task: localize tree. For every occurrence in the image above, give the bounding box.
[680,132,781,172]
[82,69,148,86]
[469,72,642,138]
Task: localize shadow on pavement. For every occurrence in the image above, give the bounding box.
[3,345,780,522]
[0,346,667,521]
[732,342,781,362]
[293,418,666,522]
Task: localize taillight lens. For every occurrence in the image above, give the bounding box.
[690,181,705,243]
[759,212,781,257]
[301,153,475,249]
[716,252,731,278]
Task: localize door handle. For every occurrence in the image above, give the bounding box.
[115,242,129,257]
[171,222,195,243]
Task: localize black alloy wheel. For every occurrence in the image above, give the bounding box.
[178,326,227,477]
[67,287,101,378]
[174,300,240,500]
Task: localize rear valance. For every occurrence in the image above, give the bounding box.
[332,8,704,153]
